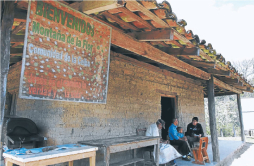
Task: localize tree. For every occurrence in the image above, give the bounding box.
[232,58,254,79]
[205,58,254,137]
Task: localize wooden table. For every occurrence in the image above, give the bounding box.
[78,135,160,166]
[3,145,98,166]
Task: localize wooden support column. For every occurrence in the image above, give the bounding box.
[237,94,245,142]
[0,1,16,156]
[207,75,220,162]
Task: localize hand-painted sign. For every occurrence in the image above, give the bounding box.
[19,1,111,103]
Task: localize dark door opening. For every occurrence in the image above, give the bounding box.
[161,96,175,140]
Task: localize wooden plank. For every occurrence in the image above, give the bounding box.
[81,0,125,14]
[186,60,215,68]
[111,29,211,80]
[1,1,15,157]
[133,149,137,166]
[10,48,23,54]
[10,34,24,43]
[155,138,160,166]
[14,18,26,23]
[102,11,139,30]
[237,94,245,142]
[126,1,169,28]
[69,161,73,166]
[217,77,239,84]
[213,77,242,94]
[158,47,199,56]
[127,29,173,41]
[109,138,158,153]
[5,151,96,166]
[5,160,13,166]
[12,22,26,34]
[164,40,183,48]
[104,147,110,166]
[207,68,231,76]
[11,42,23,48]
[173,30,214,61]
[91,16,125,33]
[207,75,220,162]
[117,7,155,30]
[110,158,144,166]
[89,155,96,166]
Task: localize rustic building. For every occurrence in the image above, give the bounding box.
[1,0,253,165]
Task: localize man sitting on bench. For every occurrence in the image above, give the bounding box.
[186,117,204,148]
[146,119,181,165]
[168,118,191,161]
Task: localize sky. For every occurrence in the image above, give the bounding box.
[157,0,254,62]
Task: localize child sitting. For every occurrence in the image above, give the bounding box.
[177,127,184,138]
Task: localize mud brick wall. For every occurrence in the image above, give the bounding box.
[7,52,206,165]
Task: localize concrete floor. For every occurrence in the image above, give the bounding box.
[175,139,244,166]
[0,138,244,166]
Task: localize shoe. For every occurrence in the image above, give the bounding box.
[188,153,193,158]
[182,156,191,161]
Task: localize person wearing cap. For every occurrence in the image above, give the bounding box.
[168,118,191,161]
[146,119,181,165]
[186,117,204,148]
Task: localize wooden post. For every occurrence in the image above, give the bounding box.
[207,75,220,162]
[0,1,16,156]
[237,94,245,142]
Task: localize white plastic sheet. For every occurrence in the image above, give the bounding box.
[146,123,182,164]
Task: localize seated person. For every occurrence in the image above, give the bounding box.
[168,118,191,161]
[186,117,204,148]
[146,119,181,165]
[177,127,184,139]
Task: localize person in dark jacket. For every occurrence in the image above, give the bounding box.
[186,117,204,148]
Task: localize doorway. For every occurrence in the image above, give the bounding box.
[161,96,176,140]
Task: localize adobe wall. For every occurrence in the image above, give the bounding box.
[7,52,205,165]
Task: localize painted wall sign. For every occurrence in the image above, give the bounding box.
[19,0,111,103]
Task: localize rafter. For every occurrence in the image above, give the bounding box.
[12,22,26,34]
[127,29,174,41]
[207,69,231,76]
[213,77,242,94]
[117,7,155,30]
[111,29,211,80]
[186,60,215,68]
[158,47,199,56]
[102,11,139,31]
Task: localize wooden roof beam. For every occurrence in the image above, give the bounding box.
[186,60,215,68]
[12,22,26,34]
[126,1,214,61]
[117,7,155,30]
[81,0,125,14]
[216,77,239,84]
[213,77,242,94]
[10,35,24,43]
[207,68,231,76]
[101,11,139,31]
[126,1,169,28]
[111,28,211,80]
[158,47,200,56]
[127,29,174,41]
[10,48,23,55]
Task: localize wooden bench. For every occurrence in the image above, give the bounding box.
[79,135,160,166]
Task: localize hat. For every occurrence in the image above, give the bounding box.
[156,119,165,129]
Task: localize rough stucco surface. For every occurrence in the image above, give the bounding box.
[7,52,206,165]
